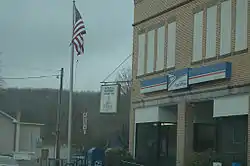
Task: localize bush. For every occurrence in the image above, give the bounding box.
[188,149,215,166]
[105,148,134,166]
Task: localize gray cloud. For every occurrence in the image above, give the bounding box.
[0,0,133,91]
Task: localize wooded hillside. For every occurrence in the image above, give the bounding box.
[0,88,130,149]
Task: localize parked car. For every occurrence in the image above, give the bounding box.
[0,155,19,166]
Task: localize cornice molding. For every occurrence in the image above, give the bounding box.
[134,0,143,5]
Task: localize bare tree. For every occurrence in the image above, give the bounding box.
[0,70,3,88]
[0,52,3,89]
[115,67,132,95]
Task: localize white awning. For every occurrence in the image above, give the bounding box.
[213,94,249,117]
[135,106,177,123]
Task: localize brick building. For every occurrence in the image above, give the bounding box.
[129,0,249,166]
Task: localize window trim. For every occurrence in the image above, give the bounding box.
[205,5,218,59]
[156,25,166,71]
[219,0,232,56]
[146,29,156,74]
[192,10,204,63]
[191,0,248,65]
[136,22,166,77]
[166,21,177,69]
[234,0,248,52]
[137,33,146,76]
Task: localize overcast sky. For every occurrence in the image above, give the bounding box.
[0,0,133,91]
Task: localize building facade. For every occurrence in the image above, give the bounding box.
[0,110,44,158]
[0,111,16,154]
[130,0,250,166]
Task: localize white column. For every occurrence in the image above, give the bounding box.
[176,102,194,166]
[15,111,21,152]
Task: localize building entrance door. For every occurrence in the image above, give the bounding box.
[135,123,177,166]
[158,123,177,166]
[135,123,158,166]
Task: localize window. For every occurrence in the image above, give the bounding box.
[235,0,248,51]
[216,116,247,154]
[232,126,242,144]
[220,0,232,55]
[135,123,159,165]
[147,30,155,73]
[156,26,165,71]
[192,0,248,63]
[167,21,176,68]
[193,124,216,152]
[206,5,217,59]
[193,11,203,62]
[136,123,177,165]
[137,34,145,76]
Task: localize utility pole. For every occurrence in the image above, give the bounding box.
[55,68,64,166]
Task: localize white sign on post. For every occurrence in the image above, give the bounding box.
[100,84,120,113]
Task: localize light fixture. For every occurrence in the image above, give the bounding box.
[153,122,175,126]
[161,123,175,126]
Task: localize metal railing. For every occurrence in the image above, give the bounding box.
[47,158,67,166]
[47,158,144,166]
[47,157,85,166]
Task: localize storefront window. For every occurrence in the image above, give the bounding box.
[135,123,159,166]
[215,116,247,166]
[193,123,216,152]
[135,123,177,166]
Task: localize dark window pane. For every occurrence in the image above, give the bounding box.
[135,123,159,166]
[193,124,215,152]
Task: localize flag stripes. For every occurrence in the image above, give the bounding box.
[72,5,86,56]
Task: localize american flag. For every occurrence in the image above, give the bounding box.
[72,5,86,56]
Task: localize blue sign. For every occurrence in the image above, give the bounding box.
[140,76,168,93]
[139,62,232,94]
[232,162,241,166]
[87,148,105,166]
[189,62,231,85]
[168,68,189,91]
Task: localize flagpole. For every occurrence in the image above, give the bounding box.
[67,0,75,163]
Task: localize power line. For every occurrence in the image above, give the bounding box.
[1,65,60,73]
[2,74,59,80]
[102,54,132,82]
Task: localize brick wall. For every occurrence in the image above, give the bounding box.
[248,96,250,166]
[130,0,250,162]
[132,0,250,104]
[134,0,188,23]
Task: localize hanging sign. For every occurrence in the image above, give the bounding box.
[82,112,88,135]
[100,84,120,113]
